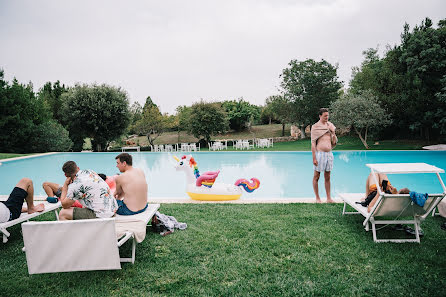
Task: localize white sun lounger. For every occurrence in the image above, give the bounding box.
[0,200,61,243]
[340,163,446,243]
[22,203,160,274]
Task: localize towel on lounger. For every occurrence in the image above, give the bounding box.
[311,121,338,149]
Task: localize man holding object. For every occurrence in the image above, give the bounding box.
[311,108,337,203]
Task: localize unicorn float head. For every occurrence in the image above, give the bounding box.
[174,155,260,201]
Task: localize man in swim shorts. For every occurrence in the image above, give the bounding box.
[58,161,118,220]
[114,153,148,215]
[0,178,44,223]
[311,108,338,203]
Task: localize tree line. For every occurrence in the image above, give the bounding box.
[1,17,444,152]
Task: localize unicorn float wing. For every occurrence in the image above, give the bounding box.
[174,155,260,201]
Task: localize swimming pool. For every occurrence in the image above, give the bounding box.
[0,151,445,199]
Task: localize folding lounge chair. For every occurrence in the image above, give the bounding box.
[0,200,61,243]
[22,203,160,274]
[340,163,446,243]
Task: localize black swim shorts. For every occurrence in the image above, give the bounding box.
[4,187,27,220]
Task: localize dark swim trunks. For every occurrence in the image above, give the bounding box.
[55,187,62,198]
[2,187,27,220]
[116,200,148,216]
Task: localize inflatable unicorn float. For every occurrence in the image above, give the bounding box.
[173,155,260,201]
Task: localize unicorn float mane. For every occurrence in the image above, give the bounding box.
[235,178,260,192]
[174,155,260,194]
[182,155,219,188]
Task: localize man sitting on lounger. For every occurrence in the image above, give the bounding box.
[0,178,44,223]
[42,180,83,207]
[58,161,118,220]
[114,153,148,215]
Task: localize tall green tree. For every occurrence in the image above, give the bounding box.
[281,59,342,137]
[176,105,193,143]
[38,81,68,124]
[61,84,130,151]
[350,18,446,140]
[134,97,165,146]
[187,100,229,145]
[330,91,392,149]
[221,98,260,131]
[128,101,143,135]
[0,70,51,152]
[264,95,293,136]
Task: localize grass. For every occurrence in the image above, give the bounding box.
[113,123,430,151]
[1,203,445,296]
[0,153,34,160]
[121,124,292,147]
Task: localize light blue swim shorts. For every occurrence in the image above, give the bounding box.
[314,151,334,172]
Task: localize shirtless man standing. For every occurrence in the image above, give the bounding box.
[114,153,148,215]
[311,108,338,203]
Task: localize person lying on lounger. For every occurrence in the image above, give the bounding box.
[359,173,420,235]
[360,172,410,212]
[0,178,44,223]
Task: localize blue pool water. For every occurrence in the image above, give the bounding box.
[0,151,445,199]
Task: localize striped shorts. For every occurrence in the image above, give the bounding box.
[314,151,334,172]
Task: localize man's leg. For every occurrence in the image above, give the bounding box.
[42,181,60,197]
[324,171,333,203]
[16,178,44,214]
[59,208,74,220]
[313,171,321,203]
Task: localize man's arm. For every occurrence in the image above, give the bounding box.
[60,177,75,209]
[328,122,337,146]
[114,176,124,200]
[311,141,318,166]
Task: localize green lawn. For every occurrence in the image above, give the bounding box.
[196,136,429,151]
[1,204,445,296]
[0,153,34,160]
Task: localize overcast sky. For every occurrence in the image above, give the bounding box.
[1,0,445,114]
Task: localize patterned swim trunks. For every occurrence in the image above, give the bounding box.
[314,151,334,172]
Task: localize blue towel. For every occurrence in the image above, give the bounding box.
[409,191,428,207]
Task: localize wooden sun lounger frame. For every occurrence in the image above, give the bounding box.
[341,163,446,243]
[0,201,61,243]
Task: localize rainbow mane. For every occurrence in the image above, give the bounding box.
[234,178,260,193]
[183,155,217,188]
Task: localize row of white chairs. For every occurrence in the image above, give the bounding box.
[150,143,200,152]
[256,138,274,148]
[208,141,228,151]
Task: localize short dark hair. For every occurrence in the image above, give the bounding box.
[115,153,132,166]
[399,188,410,194]
[62,161,78,176]
[319,108,329,116]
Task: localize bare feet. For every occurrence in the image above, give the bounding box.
[316,198,322,203]
[326,199,335,203]
[27,203,45,214]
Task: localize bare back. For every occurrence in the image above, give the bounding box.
[115,167,148,212]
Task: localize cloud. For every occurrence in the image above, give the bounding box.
[1,0,445,113]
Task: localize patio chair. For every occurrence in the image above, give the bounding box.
[0,201,61,243]
[340,163,446,243]
[22,203,160,274]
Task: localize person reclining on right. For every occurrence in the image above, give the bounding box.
[357,172,421,236]
[358,172,410,212]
